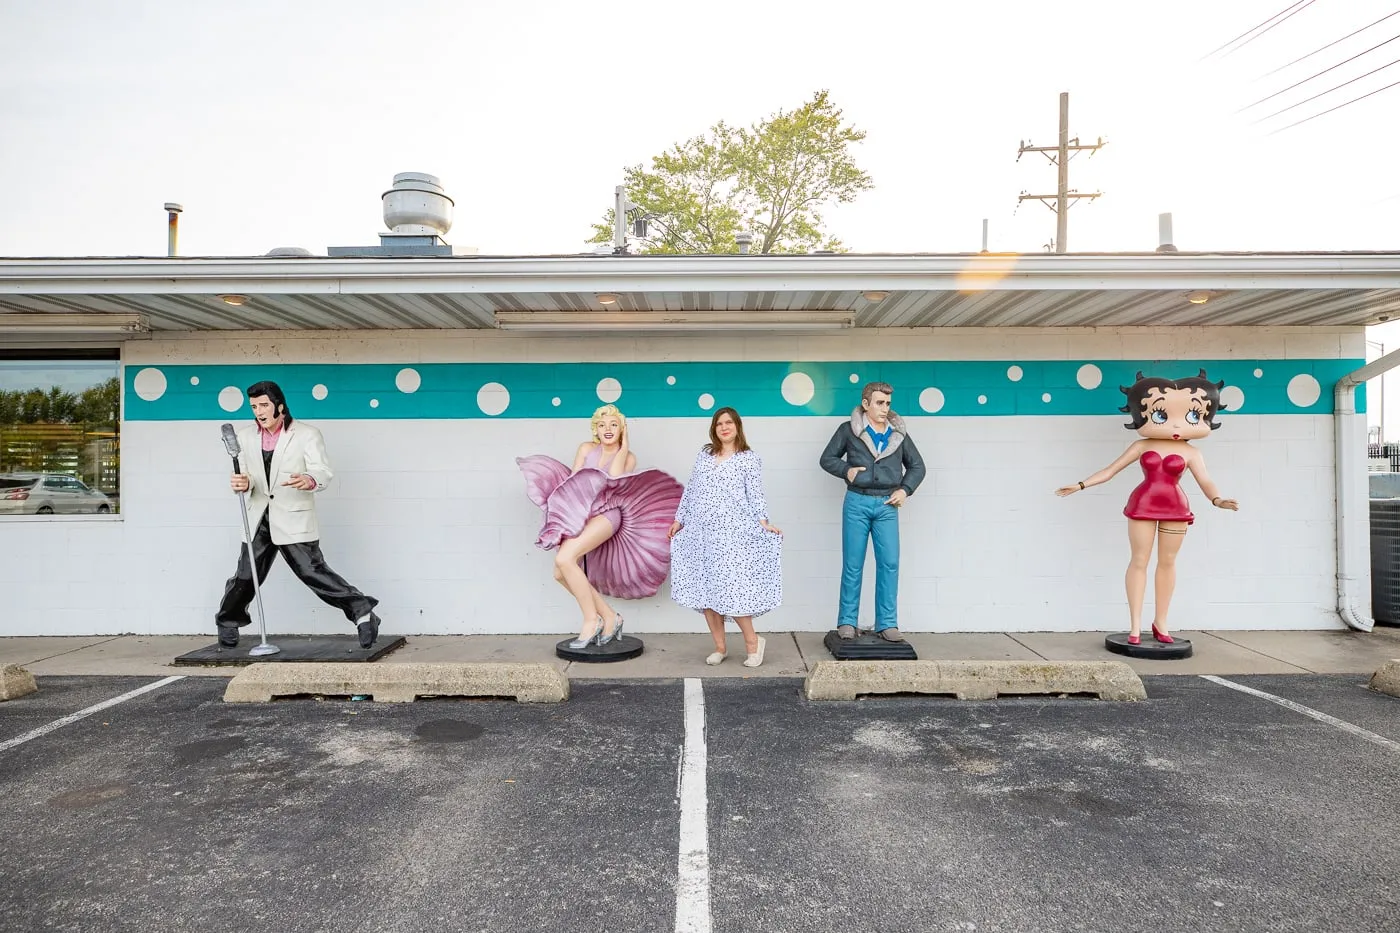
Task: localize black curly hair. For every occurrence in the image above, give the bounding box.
[1119,369,1226,431]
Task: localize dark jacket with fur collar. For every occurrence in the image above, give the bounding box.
[819,407,927,497]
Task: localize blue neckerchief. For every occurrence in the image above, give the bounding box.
[865,423,892,453]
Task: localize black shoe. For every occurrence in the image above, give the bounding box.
[356,613,380,649]
[216,622,240,648]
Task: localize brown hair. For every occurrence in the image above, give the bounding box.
[702,407,751,455]
[861,381,894,404]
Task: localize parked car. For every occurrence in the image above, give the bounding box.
[0,473,114,515]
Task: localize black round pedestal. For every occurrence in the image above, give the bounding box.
[1105,632,1193,660]
[555,634,644,663]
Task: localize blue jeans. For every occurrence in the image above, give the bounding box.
[839,490,900,631]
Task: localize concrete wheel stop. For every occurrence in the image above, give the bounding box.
[555,635,644,663]
[0,664,37,701]
[1104,632,1193,660]
[1367,659,1400,698]
[223,661,569,703]
[804,659,1147,701]
[823,630,918,660]
[174,634,407,666]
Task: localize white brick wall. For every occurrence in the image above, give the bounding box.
[0,326,1360,636]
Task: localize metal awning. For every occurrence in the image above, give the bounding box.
[1,252,1398,331]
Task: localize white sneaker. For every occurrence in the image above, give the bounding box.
[705,651,727,666]
[743,636,766,668]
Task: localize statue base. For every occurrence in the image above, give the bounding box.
[555,634,644,663]
[175,634,406,666]
[823,629,918,661]
[1104,632,1193,660]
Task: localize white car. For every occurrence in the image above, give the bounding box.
[0,473,114,515]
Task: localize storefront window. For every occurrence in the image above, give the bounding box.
[0,351,121,516]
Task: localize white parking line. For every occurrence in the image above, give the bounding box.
[0,675,185,753]
[1201,675,1400,753]
[675,677,710,933]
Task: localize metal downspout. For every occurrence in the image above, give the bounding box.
[1333,349,1400,631]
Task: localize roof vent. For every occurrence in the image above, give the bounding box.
[265,246,315,257]
[383,172,454,236]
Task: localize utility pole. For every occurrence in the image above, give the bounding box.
[1017,92,1105,253]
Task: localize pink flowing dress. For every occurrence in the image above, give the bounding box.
[516,445,684,600]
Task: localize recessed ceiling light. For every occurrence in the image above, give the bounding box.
[1186,291,1211,304]
[219,295,249,306]
[863,291,890,301]
[596,293,619,305]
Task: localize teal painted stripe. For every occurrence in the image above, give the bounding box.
[122,359,1366,421]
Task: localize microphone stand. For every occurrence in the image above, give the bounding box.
[230,449,279,657]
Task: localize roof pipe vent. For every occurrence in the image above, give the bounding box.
[1156,212,1178,253]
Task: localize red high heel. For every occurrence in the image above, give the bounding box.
[1127,633,1141,645]
[1151,623,1174,644]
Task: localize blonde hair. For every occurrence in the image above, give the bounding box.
[589,404,627,442]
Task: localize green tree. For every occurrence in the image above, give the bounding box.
[590,90,873,255]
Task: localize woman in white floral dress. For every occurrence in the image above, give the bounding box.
[668,407,783,667]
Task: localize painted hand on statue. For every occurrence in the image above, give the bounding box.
[282,473,316,491]
[846,466,865,483]
[230,474,249,493]
[668,521,683,539]
[1212,496,1239,511]
[885,489,907,508]
[760,519,782,535]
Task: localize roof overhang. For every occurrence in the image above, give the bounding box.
[1,252,1398,332]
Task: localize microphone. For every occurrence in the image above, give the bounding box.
[220,423,242,473]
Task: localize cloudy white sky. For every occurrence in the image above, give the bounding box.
[1,0,1398,259]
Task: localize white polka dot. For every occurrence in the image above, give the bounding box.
[666,376,676,386]
[396,368,421,393]
[698,393,715,410]
[781,372,815,406]
[1076,364,1103,390]
[1219,385,1245,413]
[218,386,244,412]
[189,376,200,386]
[978,395,987,404]
[1287,373,1321,408]
[1253,368,1264,378]
[596,377,622,403]
[1007,365,1024,382]
[370,399,379,408]
[132,368,167,401]
[551,397,561,407]
[311,384,328,401]
[477,382,510,416]
[918,387,945,413]
[1042,393,1052,403]
[849,373,860,383]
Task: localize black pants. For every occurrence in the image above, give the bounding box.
[215,514,378,627]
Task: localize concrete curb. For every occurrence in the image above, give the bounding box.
[0,664,37,701]
[223,662,569,703]
[1366,659,1400,698]
[804,659,1147,701]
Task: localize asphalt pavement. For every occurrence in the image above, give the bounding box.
[2,673,1398,933]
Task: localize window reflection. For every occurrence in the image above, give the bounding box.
[0,353,120,516]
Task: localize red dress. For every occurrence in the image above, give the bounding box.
[1123,451,1194,524]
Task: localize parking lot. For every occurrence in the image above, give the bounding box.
[2,672,1398,933]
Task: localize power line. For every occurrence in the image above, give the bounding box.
[1258,9,1400,78]
[1201,0,1316,60]
[1268,77,1400,133]
[1253,55,1400,122]
[1238,31,1400,111]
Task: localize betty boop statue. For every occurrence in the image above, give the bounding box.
[1056,370,1238,645]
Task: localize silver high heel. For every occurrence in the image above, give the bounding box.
[598,613,625,646]
[568,616,603,650]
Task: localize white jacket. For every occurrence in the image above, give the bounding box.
[235,420,334,545]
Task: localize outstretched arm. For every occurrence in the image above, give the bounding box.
[1055,440,1146,497]
[1188,452,1239,510]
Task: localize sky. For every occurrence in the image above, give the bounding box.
[1,0,1398,260]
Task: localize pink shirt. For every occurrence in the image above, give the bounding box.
[259,421,315,490]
